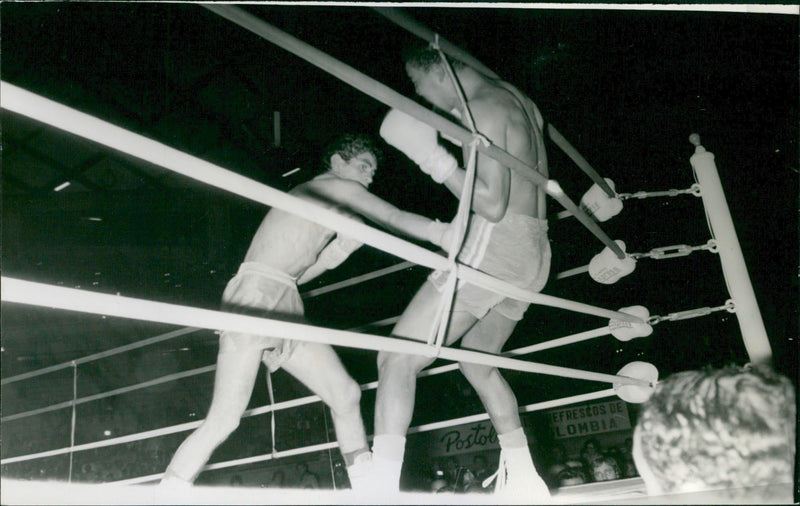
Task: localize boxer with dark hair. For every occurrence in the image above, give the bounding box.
[161,134,450,491]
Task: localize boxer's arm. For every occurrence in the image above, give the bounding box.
[442,101,511,222]
[318,180,449,249]
[298,232,363,284]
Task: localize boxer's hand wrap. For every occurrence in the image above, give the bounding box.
[420,145,458,183]
[425,220,456,252]
[380,109,458,184]
[424,220,447,248]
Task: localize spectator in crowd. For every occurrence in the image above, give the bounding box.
[295,462,320,489]
[589,454,621,482]
[268,469,286,488]
[617,438,638,478]
[430,467,448,493]
[468,454,492,491]
[459,466,478,492]
[556,466,587,487]
[429,457,481,494]
[633,364,796,500]
[332,459,351,490]
[579,438,603,481]
[546,443,568,487]
[443,456,460,489]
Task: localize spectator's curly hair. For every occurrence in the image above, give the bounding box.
[321,133,383,171]
[635,364,795,493]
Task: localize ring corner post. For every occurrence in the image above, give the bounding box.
[689,134,773,365]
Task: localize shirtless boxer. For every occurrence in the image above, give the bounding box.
[372,44,552,499]
[161,134,450,491]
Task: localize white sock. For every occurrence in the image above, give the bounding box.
[497,427,527,449]
[372,435,406,491]
[498,427,535,465]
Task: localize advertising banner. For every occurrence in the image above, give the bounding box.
[548,400,630,439]
[428,421,500,457]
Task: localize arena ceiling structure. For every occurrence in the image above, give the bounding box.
[1,2,797,490]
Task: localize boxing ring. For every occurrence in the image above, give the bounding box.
[1,5,774,504]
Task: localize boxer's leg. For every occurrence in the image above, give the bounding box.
[373,281,479,492]
[162,346,262,486]
[281,342,372,490]
[459,308,550,498]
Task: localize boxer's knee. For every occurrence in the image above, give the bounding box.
[459,361,494,385]
[327,375,362,415]
[202,411,241,441]
[378,350,431,380]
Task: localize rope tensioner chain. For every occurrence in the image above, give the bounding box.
[617,183,701,201]
[630,239,717,260]
[647,299,735,325]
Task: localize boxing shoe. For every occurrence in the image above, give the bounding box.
[347,451,376,494]
[158,476,191,489]
[347,446,404,498]
[484,448,551,503]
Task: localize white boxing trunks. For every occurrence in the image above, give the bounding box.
[218,262,304,372]
[428,213,551,321]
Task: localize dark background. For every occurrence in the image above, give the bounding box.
[1,3,797,483]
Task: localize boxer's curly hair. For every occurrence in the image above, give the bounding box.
[322,133,384,171]
[636,363,795,493]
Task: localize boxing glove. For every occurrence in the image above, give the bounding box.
[380,109,457,183]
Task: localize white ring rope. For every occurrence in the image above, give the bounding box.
[427,43,483,350]
[1,7,656,482]
[2,278,654,469]
[202,4,626,260]
[408,389,617,436]
[2,260,416,388]
[3,382,618,484]
[1,366,217,423]
[373,8,617,200]
[556,265,591,280]
[0,327,201,386]
[555,241,719,281]
[2,278,652,388]
[0,82,640,325]
[68,362,77,483]
[300,261,415,299]
[3,6,767,491]
[1,319,614,424]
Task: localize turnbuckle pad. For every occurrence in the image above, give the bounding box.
[589,240,636,284]
[609,305,653,341]
[614,361,658,403]
[580,178,623,222]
